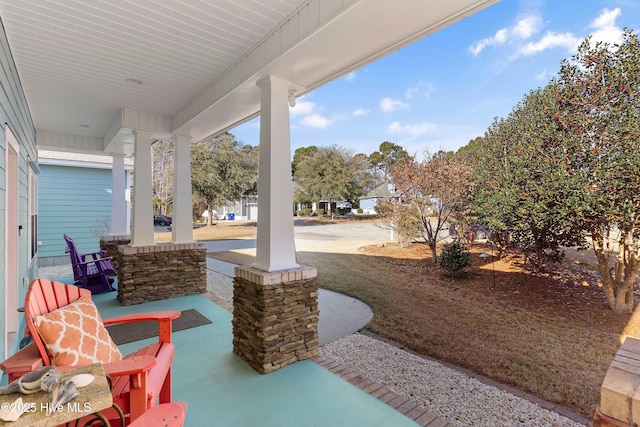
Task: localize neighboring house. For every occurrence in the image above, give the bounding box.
[37,150,133,266]
[214,195,259,221]
[203,195,259,221]
[318,199,350,215]
[359,183,399,214]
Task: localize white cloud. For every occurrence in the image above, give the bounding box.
[405,80,436,99]
[290,99,316,116]
[469,15,542,56]
[512,15,540,39]
[380,97,408,113]
[352,108,367,117]
[589,8,623,46]
[300,114,332,129]
[520,31,582,55]
[388,121,436,137]
[518,8,623,57]
[345,71,357,81]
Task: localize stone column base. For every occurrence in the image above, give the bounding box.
[117,243,207,305]
[232,265,319,374]
[100,234,131,271]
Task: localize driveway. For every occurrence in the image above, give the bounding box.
[201,220,393,253]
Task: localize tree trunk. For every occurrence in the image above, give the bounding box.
[592,227,639,314]
[429,242,437,263]
[493,230,509,259]
[534,245,546,272]
[206,204,213,226]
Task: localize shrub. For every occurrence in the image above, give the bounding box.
[396,212,422,249]
[437,239,471,278]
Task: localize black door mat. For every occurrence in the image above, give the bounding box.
[106,309,212,345]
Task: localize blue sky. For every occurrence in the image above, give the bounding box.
[231,0,640,159]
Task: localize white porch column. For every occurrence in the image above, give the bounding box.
[253,76,299,272]
[172,135,194,244]
[130,129,155,247]
[110,154,128,235]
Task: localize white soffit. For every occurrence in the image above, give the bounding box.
[0,0,499,151]
[0,0,308,140]
[176,0,500,142]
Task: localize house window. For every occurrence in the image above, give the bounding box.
[28,161,38,260]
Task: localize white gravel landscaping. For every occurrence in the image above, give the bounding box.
[320,333,584,427]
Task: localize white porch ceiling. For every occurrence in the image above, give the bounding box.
[0,0,498,155]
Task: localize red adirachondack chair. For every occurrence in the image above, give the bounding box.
[1,278,181,425]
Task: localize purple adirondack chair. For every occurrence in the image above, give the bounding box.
[63,234,116,293]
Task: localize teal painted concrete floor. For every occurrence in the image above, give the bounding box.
[91,291,419,427]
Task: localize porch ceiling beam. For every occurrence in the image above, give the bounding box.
[173,0,499,142]
[104,108,174,157]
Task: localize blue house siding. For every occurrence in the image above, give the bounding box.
[0,17,38,363]
[38,164,112,265]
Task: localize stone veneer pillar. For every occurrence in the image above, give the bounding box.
[100,234,131,271]
[116,243,207,305]
[232,265,319,374]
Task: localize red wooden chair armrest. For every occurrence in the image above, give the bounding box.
[103,355,157,377]
[103,310,181,325]
[0,343,44,382]
[104,310,181,343]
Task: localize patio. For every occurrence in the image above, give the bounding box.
[87,289,433,426]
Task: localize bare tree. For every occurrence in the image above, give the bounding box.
[377,152,476,261]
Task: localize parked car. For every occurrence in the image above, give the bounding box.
[154,215,172,226]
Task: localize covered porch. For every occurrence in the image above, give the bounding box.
[87,287,440,426]
[0,1,499,424]
[0,0,501,376]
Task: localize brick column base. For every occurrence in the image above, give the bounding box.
[232,265,319,374]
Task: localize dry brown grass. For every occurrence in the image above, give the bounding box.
[154,221,258,242]
[182,218,630,418]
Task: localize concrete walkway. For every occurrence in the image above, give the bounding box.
[205,250,374,346]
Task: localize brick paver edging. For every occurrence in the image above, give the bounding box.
[312,353,449,426]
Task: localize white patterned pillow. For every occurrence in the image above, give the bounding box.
[34,294,122,366]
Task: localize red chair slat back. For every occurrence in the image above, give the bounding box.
[24,278,90,366]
